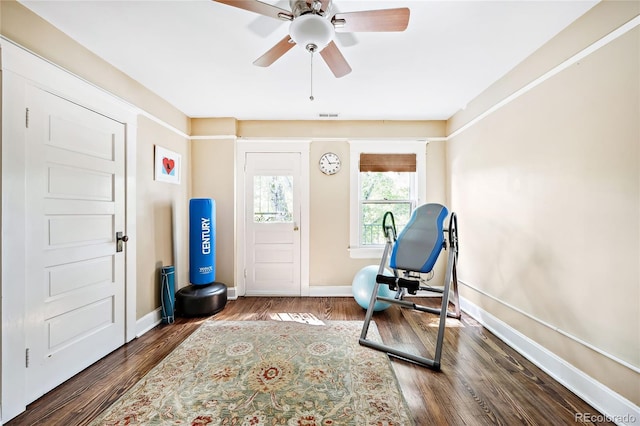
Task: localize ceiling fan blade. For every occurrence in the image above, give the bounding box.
[253,35,296,67]
[213,0,293,21]
[319,0,331,13]
[320,41,351,78]
[247,0,290,38]
[332,8,410,32]
[323,3,357,46]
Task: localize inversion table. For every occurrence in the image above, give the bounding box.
[359,203,460,370]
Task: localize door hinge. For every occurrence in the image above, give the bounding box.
[25,348,30,368]
[244,268,247,278]
[25,108,30,128]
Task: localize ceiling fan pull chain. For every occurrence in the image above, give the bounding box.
[309,50,314,101]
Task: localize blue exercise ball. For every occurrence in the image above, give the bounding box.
[352,265,395,311]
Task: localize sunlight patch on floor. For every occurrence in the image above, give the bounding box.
[268,313,325,325]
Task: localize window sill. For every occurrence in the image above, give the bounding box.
[348,246,384,259]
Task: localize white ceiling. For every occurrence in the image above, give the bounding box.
[19,0,598,120]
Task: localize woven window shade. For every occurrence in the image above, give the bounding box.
[359,153,416,172]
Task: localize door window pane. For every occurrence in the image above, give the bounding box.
[253,175,293,222]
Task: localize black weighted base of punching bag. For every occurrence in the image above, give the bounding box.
[175,282,227,317]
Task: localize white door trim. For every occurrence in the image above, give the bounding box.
[1,39,138,422]
[235,140,310,297]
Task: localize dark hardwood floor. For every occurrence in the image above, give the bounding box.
[7,297,611,425]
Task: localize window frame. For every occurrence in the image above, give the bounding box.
[348,140,427,259]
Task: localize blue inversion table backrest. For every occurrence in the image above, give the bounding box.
[390,203,448,273]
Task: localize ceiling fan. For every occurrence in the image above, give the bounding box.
[213,0,410,78]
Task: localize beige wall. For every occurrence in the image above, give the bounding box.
[136,117,191,317]
[446,2,639,404]
[1,0,192,320]
[192,119,448,288]
[309,140,372,285]
[190,137,236,287]
[238,120,445,139]
[191,117,237,136]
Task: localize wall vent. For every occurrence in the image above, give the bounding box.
[318,113,339,118]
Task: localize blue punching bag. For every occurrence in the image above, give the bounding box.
[189,198,216,285]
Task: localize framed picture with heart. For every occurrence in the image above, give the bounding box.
[155,145,181,184]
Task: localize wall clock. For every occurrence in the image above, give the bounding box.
[319,152,341,175]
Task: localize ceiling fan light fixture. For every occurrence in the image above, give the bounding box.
[289,14,334,51]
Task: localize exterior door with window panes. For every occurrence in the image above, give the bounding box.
[245,153,301,295]
[360,153,417,245]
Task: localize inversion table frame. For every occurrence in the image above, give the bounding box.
[359,203,460,371]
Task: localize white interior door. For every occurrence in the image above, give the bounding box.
[24,87,126,401]
[245,152,301,295]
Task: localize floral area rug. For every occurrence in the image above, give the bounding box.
[90,320,413,426]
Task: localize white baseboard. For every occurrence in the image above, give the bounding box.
[135,307,162,338]
[135,287,238,337]
[227,286,238,300]
[460,296,640,426]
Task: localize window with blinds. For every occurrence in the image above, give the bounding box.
[359,153,417,245]
[359,153,416,172]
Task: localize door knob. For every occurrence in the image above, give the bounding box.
[116,232,129,252]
